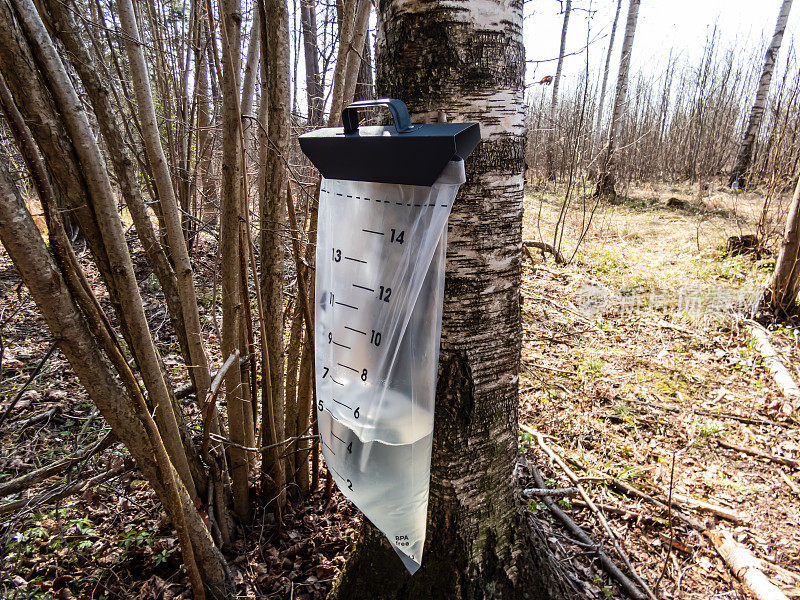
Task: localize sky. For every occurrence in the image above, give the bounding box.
[523,0,800,89]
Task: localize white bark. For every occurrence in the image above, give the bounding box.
[731,0,794,186]
[597,0,641,196]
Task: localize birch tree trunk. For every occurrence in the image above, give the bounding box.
[593,0,622,153]
[768,174,800,315]
[730,0,793,188]
[328,0,574,597]
[596,0,641,198]
[546,0,571,180]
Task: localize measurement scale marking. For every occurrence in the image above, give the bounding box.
[321,438,336,455]
[338,363,358,373]
[344,256,367,264]
[330,376,345,386]
[352,283,374,292]
[345,326,366,335]
[335,192,343,196]
[361,229,383,235]
[327,462,345,480]
[333,341,351,349]
[332,398,352,410]
[330,427,348,442]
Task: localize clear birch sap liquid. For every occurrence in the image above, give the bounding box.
[318,389,433,573]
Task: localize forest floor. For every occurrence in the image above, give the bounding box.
[0,180,798,599]
[520,180,800,599]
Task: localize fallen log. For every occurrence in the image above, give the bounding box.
[708,529,789,600]
[745,322,800,415]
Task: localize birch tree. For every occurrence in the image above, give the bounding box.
[730,0,793,188]
[596,0,641,198]
[327,0,573,596]
[546,0,572,180]
[593,0,623,150]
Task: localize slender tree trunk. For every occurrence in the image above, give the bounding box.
[593,0,622,154]
[596,0,641,198]
[730,0,793,188]
[117,0,213,415]
[354,33,374,102]
[0,128,232,600]
[195,12,218,229]
[300,0,323,124]
[219,0,251,521]
[41,0,199,408]
[340,0,371,111]
[327,0,357,125]
[328,0,574,597]
[768,174,800,315]
[546,0,571,180]
[259,0,291,503]
[5,0,199,499]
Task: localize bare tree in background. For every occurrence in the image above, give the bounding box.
[593,0,622,153]
[730,0,794,188]
[546,0,572,179]
[596,0,641,198]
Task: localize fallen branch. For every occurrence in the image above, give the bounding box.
[0,430,115,497]
[523,240,566,265]
[745,322,800,414]
[12,406,59,431]
[669,492,744,524]
[523,486,579,498]
[0,342,57,427]
[629,398,788,429]
[0,464,128,516]
[708,529,790,600]
[531,466,645,600]
[520,424,707,532]
[718,439,800,469]
[174,354,249,400]
[201,350,240,460]
[533,431,658,600]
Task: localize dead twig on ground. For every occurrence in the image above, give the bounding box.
[0,342,57,427]
[630,398,789,429]
[12,406,59,432]
[532,430,658,600]
[0,464,128,516]
[0,430,115,497]
[523,486,580,498]
[531,466,645,600]
[745,321,800,415]
[718,439,800,469]
[523,240,567,265]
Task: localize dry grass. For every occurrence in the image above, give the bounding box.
[519,182,800,599]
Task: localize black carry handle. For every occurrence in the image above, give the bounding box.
[342,98,414,134]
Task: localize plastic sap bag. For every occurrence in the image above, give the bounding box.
[315,160,465,574]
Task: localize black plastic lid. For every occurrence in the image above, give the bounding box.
[299,99,481,186]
